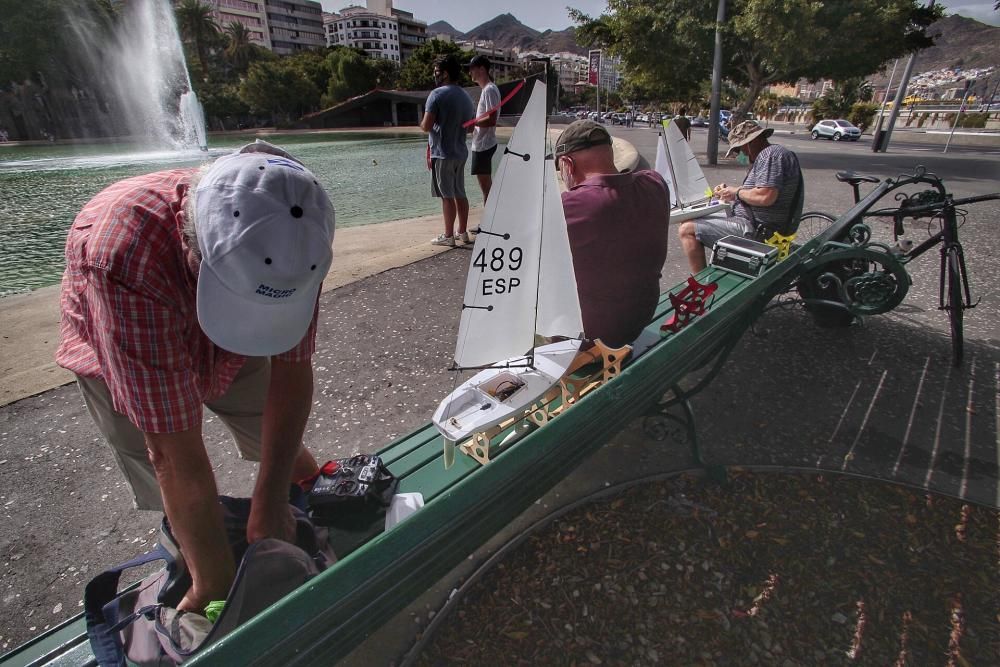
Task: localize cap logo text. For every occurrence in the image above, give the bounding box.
[266,158,305,172]
[256,284,297,298]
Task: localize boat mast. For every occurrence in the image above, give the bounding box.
[527,57,552,369]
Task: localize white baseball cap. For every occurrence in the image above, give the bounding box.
[195,141,335,356]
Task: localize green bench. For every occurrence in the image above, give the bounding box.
[2,179,895,667]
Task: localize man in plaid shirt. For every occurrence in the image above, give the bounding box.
[57,141,335,615]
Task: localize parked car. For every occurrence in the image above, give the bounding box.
[811,119,861,141]
[690,116,708,127]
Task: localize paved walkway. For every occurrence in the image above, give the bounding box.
[0,125,997,660]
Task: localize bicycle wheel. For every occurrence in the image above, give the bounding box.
[945,245,964,365]
[795,211,836,244]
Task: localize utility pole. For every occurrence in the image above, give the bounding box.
[871,58,899,152]
[596,53,601,121]
[707,0,726,165]
[879,0,935,153]
[944,79,974,153]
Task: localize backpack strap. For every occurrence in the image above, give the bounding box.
[84,543,172,666]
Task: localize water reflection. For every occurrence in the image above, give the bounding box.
[0,132,495,297]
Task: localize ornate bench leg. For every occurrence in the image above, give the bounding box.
[643,384,727,483]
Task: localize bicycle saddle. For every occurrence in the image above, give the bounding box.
[835,171,880,186]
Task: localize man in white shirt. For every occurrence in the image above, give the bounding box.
[467,55,502,203]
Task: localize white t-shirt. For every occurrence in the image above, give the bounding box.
[471,81,501,152]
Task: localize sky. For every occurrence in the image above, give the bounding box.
[319,0,1000,31]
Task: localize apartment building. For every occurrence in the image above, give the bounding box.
[264,0,326,55]
[391,7,427,61]
[324,6,401,61]
[456,41,518,80]
[200,0,271,48]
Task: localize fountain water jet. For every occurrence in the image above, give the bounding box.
[69,0,208,150]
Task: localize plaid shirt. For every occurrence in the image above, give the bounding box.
[56,169,318,434]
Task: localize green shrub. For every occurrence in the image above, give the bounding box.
[847,102,879,132]
[957,112,987,129]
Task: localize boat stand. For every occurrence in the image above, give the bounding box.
[458,340,631,466]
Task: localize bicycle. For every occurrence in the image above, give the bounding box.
[797,168,999,365]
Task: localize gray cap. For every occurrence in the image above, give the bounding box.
[554,120,612,169]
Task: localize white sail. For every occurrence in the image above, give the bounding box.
[454,80,580,368]
[654,133,678,208]
[662,120,711,207]
[536,159,584,339]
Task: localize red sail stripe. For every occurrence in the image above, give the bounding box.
[462,79,527,129]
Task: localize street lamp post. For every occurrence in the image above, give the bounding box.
[707,0,726,165]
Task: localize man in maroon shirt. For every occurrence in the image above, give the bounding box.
[57,141,333,616]
[555,120,671,349]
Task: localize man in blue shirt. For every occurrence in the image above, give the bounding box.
[420,54,475,247]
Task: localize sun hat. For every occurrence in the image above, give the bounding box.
[194,141,335,356]
[553,120,612,170]
[466,54,491,70]
[725,120,774,158]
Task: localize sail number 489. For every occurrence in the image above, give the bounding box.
[473,246,523,295]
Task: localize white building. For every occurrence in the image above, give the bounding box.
[324,6,401,61]
[323,1,424,62]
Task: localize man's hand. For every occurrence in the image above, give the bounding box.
[714,183,738,203]
[247,499,296,544]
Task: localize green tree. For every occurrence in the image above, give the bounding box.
[811,78,873,121]
[239,58,321,124]
[324,48,377,105]
[571,0,941,121]
[176,0,220,77]
[397,39,474,90]
[223,21,257,73]
[0,0,117,86]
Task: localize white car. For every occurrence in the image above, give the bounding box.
[811,119,862,141]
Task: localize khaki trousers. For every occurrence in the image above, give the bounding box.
[76,357,270,511]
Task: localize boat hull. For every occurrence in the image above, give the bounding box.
[669,201,729,223]
[432,339,582,443]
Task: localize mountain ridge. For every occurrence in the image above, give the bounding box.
[425,13,999,73]
[426,13,586,55]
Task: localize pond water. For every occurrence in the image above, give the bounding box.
[0,132,492,297]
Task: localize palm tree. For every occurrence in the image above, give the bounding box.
[175,0,219,76]
[224,21,255,73]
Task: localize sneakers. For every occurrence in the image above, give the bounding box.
[431,234,455,248]
[460,232,473,245]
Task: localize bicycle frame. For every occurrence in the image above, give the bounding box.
[798,165,997,365]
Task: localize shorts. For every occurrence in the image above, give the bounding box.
[470,145,497,175]
[693,212,753,248]
[431,157,467,199]
[76,357,270,510]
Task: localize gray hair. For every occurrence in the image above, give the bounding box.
[182,164,212,260]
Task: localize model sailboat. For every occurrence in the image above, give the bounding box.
[431,80,586,466]
[656,119,728,223]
